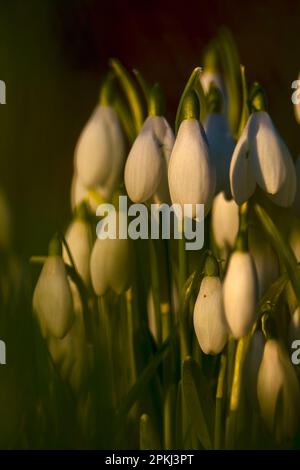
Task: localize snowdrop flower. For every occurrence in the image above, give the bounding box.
[90,211,131,295]
[193,255,228,354]
[125,110,174,203]
[203,84,235,197]
[75,104,125,199]
[63,205,93,287]
[249,226,279,297]
[168,91,216,217]
[223,205,258,339]
[223,249,258,338]
[230,84,295,206]
[33,236,74,339]
[211,192,239,253]
[257,339,300,442]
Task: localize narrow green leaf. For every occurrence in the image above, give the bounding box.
[175,67,206,133]
[255,204,300,305]
[110,58,145,134]
[182,357,214,449]
[116,334,172,420]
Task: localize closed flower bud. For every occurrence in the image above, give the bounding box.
[90,211,131,295]
[204,112,235,197]
[223,251,258,338]
[257,339,300,442]
[33,243,74,339]
[193,257,228,354]
[211,192,239,252]
[249,227,279,297]
[63,214,93,287]
[75,105,125,196]
[125,116,174,203]
[168,119,216,217]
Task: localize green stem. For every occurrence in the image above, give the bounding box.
[214,354,227,449]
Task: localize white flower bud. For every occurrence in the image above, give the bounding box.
[249,227,279,297]
[33,255,74,339]
[248,111,287,194]
[257,339,300,442]
[90,211,131,295]
[168,119,216,217]
[223,251,258,338]
[63,218,92,287]
[211,192,239,252]
[125,116,174,203]
[75,105,125,194]
[203,113,234,197]
[230,121,256,205]
[193,275,228,355]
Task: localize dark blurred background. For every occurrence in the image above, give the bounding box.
[0,0,299,257]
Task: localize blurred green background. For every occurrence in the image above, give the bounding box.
[0,0,300,257]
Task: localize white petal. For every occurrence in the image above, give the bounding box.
[230,121,256,205]
[33,256,74,339]
[168,119,216,216]
[193,276,228,355]
[90,212,131,295]
[125,127,163,202]
[223,251,258,338]
[248,111,287,194]
[257,339,300,442]
[267,139,296,207]
[211,192,239,252]
[63,219,92,286]
[75,105,125,189]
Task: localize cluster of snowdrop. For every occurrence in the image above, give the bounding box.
[31,40,300,448]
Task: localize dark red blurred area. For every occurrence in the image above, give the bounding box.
[0,0,300,255]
